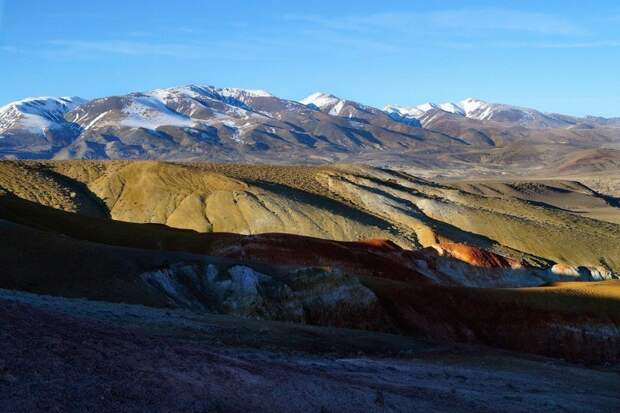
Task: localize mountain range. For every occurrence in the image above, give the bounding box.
[1,85,619,175]
[2,90,620,410]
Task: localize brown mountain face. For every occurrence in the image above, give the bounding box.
[1,86,618,178]
[0,86,463,162]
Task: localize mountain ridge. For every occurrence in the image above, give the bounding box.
[1,85,619,172]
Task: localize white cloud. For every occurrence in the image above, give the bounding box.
[3,38,282,61]
[427,8,585,35]
[1,7,615,62]
[285,8,586,36]
[279,9,620,52]
[47,40,209,58]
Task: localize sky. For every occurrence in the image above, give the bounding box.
[0,0,619,117]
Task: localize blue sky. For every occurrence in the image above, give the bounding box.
[1,0,619,116]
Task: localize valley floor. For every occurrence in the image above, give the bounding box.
[1,289,618,413]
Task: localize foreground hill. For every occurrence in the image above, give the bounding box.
[2,289,618,412]
[1,160,619,410]
[1,160,619,273]
[0,188,619,364]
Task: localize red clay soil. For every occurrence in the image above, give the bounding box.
[207,233,433,283]
[208,235,528,284]
[434,242,525,269]
[0,193,522,283]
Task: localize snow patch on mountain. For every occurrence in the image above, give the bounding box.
[83,111,111,130]
[300,92,341,110]
[383,103,438,120]
[329,100,346,116]
[0,96,87,133]
[438,102,465,116]
[121,96,195,129]
[459,98,493,120]
[384,98,492,122]
[216,87,272,99]
[148,85,271,107]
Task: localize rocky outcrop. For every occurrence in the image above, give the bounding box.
[208,233,432,284]
[431,243,524,269]
[140,262,392,331]
[549,263,617,281]
[211,235,613,289]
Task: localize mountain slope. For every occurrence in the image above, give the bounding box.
[1,87,618,175]
[384,97,575,128]
[1,86,462,162]
[0,96,86,158]
[2,160,619,273]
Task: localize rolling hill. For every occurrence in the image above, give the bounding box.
[2,160,618,272]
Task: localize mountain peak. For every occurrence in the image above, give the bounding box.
[211,87,273,98]
[0,96,87,134]
[457,98,493,119]
[0,96,86,112]
[300,92,341,109]
[148,85,273,101]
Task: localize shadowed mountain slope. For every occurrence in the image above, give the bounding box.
[2,160,619,272]
[1,189,619,362]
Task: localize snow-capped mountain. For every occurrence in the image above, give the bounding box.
[0,96,87,158]
[0,85,617,164]
[383,98,576,128]
[300,91,376,118]
[300,92,422,128]
[384,103,438,123]
[1,85,458,160]
[57,85,288,159]
[438,102,465,116]
[68,86,274,132]
[300,92,343,114]
[0,96,86,132]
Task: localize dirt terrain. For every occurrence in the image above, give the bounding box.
[1,188,619,362]
[1,289,618,413]
[1,160,619,411]
[1,160,619,270]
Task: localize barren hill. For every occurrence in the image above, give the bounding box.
[2,160,619,272]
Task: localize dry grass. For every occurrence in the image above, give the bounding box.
[1,160,619,271]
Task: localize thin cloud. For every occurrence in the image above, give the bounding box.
[285,8,586,36]
[4,38,283,61]
[2,7,613,62]
[428,8,585,35]
[296,28,401,54]
[47,40,208,58]
[535,40,620,48]
[280,9,620,53]
[441,40,620,50]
